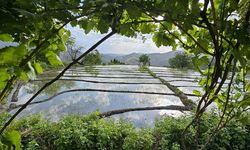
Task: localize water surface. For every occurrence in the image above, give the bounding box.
[11,65,201,127]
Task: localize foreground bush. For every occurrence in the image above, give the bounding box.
[0,112,249,150]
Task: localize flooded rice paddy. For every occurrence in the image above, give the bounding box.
[10,65,201,127]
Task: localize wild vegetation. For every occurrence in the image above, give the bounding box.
[168,52,193,69]
[0,0,249,149]
[139,54,150,67]
[64,37,84,64]
[63,37,102,66]
[108,59,125,65]
[0,112,250,150]
[82,50,102,66]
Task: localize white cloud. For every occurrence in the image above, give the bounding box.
[67,26,173,54]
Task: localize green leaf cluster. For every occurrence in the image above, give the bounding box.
[0,130,21,150]
[108,59,125,65]
[82,50,102,66]
[168,52,193,69]
[1,112,249,150]
[139,54,150,67]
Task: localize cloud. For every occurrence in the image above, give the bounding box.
[68,26,173,54]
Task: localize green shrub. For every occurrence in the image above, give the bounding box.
[11,113,135,150]
[0,112,249,150]
[0,113,22,150]
[168,52,193,69]
[0,113,10,127]
[153,113,250,150]
[153,116,195,149]
[123,129,153,150]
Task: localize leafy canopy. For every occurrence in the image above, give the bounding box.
[168,52,193,69]
[82,50,102,66]
[108,59,125,65]
[139,54,150,66]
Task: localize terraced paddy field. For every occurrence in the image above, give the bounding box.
[10,65,202,127]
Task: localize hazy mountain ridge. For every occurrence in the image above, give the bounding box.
[60,49,181,66]
[102,51,180,67]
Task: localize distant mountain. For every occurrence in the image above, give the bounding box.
[101,51,181,67]
[60,49,181,67]
[1,41,179,67]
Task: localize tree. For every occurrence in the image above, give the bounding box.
[139,54,150,66]
[63,38,102,66]
[168,52,193,69]
[64,37,84,64]
[108,59,125,65]
[82,50,102,66]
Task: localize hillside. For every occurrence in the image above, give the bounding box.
[102,51,179,67]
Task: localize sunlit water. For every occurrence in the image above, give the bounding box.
[11,65,202,127]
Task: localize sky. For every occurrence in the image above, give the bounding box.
[0,25,174,55]
[68,25,173,54]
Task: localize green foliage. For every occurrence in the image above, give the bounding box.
[108,59,125,65]
[82,50,102,66]
[45,51,63,66]
[153,116,195,149]
[0,0,72,95]
[0,0,248,106]
[168,52,193,69]
[0,130,21,150]
[152,31,175,48]
[154,113,250,150]
[0,34,14,42]
[0,1,249,147]
[0,112,249,150]
[193,90,202,97]
[24,80,75,96]
[33,63,43,74]
[0,113,21,150]
[0,113,10,128]
[139,54,150,66]
[0,45,27,66]
[85,66,99,76]
[64,36,84,64]
[12,113,136,150]
[0,69,10,89]
[123,129,153,150]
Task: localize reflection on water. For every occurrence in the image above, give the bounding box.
[25,80,75,96]
[12,65,201,127]
[84,66,99,76]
